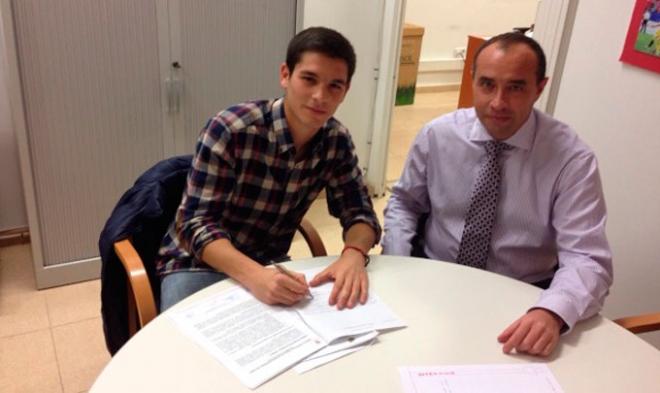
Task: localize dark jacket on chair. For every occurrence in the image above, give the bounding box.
[98,155,191,355]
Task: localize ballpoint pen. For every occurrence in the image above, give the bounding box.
[274,263,314,299]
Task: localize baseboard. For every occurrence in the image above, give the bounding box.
[416,58,463,89]
[34,256,101,289]
[416,84,460,93]
[0,227,30,247]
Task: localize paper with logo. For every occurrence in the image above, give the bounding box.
[399,364,564,393]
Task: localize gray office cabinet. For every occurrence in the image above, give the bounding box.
[1,0,296,288]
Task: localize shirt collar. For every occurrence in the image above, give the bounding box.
[271,97,295,154]
[469,109,537,151]
[274,96,330,157]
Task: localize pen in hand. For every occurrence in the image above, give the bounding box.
[273,263,314,299]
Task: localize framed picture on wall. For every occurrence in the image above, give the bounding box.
[620,0,660,73]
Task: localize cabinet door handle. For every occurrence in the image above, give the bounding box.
[165,77,182,114]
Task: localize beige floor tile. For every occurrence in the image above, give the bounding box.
[0,329,62,393]
[386,90,459,183]
[0,291,50,338]
[0,244,36,296]
[372,193,389,223]
[44,280,102,327]
[52,318,110,393]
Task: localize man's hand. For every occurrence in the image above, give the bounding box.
[497,308,563,357]
[309,248,368,310]
[244,266,310,306]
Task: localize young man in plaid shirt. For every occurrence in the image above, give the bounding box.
[157,27,381,312]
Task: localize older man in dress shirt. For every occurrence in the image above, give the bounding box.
[382,32,612,357]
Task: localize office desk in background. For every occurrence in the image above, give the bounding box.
[91,256,660,392]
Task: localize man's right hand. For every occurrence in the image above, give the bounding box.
[201,238,310,306]
[245,267,310,306]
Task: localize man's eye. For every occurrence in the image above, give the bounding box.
[480,81,494,89]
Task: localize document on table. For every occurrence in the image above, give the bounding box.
[169,286,325,389]
[168,268,406,389]
[399,364,564,393]
[294,268,405,343]
[294,331,378,374]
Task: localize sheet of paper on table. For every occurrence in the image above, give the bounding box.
[294,331,378,374]
[169,286,324,389]
[294,268,405,343]
[399,364,564,393]
[168,268,405,389]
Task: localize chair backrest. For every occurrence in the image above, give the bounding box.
[99,155,192,355]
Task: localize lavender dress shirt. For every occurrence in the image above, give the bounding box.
[382,108,613,331]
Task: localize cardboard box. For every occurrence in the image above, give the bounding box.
[396,23,424,106]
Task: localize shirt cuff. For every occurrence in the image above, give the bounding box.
[533,290,580,334]
[381,231,412,256]
[190,227,231,261]
[343,215,382,246]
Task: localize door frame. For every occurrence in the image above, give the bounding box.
[365,0,406,197]
[533,0,578,115]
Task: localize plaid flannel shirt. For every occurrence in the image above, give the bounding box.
[156,97,381,276]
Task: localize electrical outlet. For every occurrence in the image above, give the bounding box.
[453,47,466,58]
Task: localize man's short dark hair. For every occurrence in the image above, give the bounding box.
[472,32,547,84]
[286,27,356,83]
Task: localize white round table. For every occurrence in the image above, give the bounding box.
[91,255,660,392]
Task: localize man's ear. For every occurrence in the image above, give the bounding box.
[279,62,290,89]
[536,77,549,96]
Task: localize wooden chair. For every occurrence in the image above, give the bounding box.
[613,312,660,334]
[115,219,327,337]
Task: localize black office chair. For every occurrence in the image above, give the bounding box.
[99,155,327,355]
[410,213,429,258]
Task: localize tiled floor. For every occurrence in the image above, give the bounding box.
[0,90,458,393]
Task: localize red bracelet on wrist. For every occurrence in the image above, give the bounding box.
[341,245,370,267]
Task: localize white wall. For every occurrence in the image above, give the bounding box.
[0,9,27,231]
[553,0,660,348]
[405,0,539,88]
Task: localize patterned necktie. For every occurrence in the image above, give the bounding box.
[455,141,510,269]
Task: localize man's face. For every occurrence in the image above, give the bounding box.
[280,52,350,136]
[472,43,547,140]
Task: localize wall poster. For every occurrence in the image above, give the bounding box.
[620,0,660,73]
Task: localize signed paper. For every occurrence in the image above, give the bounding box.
[169,287,324,389]
[169,267,406,389]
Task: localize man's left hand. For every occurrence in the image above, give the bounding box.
[309,249,368,310]
[497,308,563,357]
